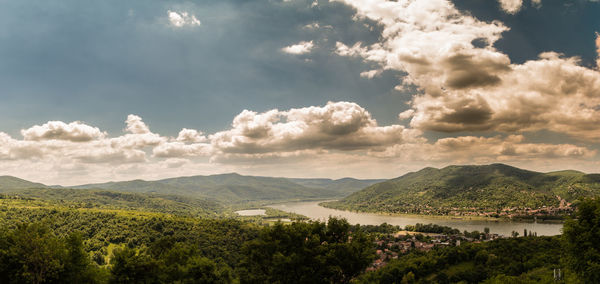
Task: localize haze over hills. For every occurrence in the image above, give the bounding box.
[325,163,600,215]
[289,178,386,196]
[0,173,383,206]
[0,176,47,191]
[71,173,383,204]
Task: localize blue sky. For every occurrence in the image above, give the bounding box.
[0,0,599,184]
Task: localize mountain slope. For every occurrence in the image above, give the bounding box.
[72,173,381,205]
[1,187,222,216]
[0,173,382,206]
[0,176,47,191]
[325,164,600,214]
[288,177,385,196]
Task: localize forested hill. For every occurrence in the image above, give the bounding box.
[1,188,222,217]
[325,163,600,214]
[0,176,46,190]
[70,173,382,204]
[289,177,386,196]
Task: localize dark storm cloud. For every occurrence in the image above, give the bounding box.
[442,53,511,89]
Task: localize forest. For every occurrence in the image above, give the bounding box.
[325,164,600,217]
[1,191,599,283]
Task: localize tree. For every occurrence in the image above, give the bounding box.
[0,223,102,284]
[401,271,415,284]
[239,217,375,284]
[0,223,66,284]
[563,198,600,283]
[110,247,160,284]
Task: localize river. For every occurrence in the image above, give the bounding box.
[269,201,563,236]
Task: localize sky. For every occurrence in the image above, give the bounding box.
[0,0,599,185]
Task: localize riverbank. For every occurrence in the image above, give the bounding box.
[319,201,566,224]
[270,200,564,236]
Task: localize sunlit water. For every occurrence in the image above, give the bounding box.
[235,209,266,216]
[269,201,563,236]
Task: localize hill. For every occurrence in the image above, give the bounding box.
[71,173,382,205]
[0,176,46,191]
[324,164,600,215]
[0,188,222,217]
[289,177,386,196]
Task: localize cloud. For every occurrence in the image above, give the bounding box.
[176,128,207,143]
[21,121,106,142]
[0,103,597,185]
[360,69,383,79]
[374,135,596,163]
[497,0,523,14]
[167,10,201,28]
[282,41,314,54]
[125,114,150,134]
[334,42,364,57]
[332,0,600,140]
[304,22,320,29]
[1,115,167,166]
[152,142,211,158]
[405,52,600,139]
[210,101,423,156]
[596,32,600,68]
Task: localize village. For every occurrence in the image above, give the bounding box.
[369,226,506,270]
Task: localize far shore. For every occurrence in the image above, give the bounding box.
[317,201,566,224]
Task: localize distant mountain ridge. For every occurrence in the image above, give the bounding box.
[325,163,600,214]
[0,176,46,190]
[72,173,383,204]
[2,187,222,217]
[0,173,383,205]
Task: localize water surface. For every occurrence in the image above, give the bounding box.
[235,209,266,216]
[269,201,563,236]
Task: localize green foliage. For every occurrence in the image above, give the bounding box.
[109,247,160,284]
[405,223,461,235]
[326,164,600,214]
[0,175,46,191]
[110,243,233,284]
[238,217,375,284]
[1,188,222,217]
[356,236,567,283]
[0,205,259,270]
[0,222,105,284]
[289,177,385,197]
[74,173,377,205]
[563,198,600,283]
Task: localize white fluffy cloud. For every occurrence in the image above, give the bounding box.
[333,0,600,140]
[497,0,523,14]
[0,102,597,185]
[210,101,423,156]
[21,121,106,142]
[176,128,207,143]
[282,41,314,54]
[1,115,167,166]
[167,10,201,27]
[596,32,600,68]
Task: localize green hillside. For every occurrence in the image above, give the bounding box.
[72,173,381,205]
[289,177,385,196]
[0,176,46,191]
[1,188,222,217]
[325,164,600,214]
